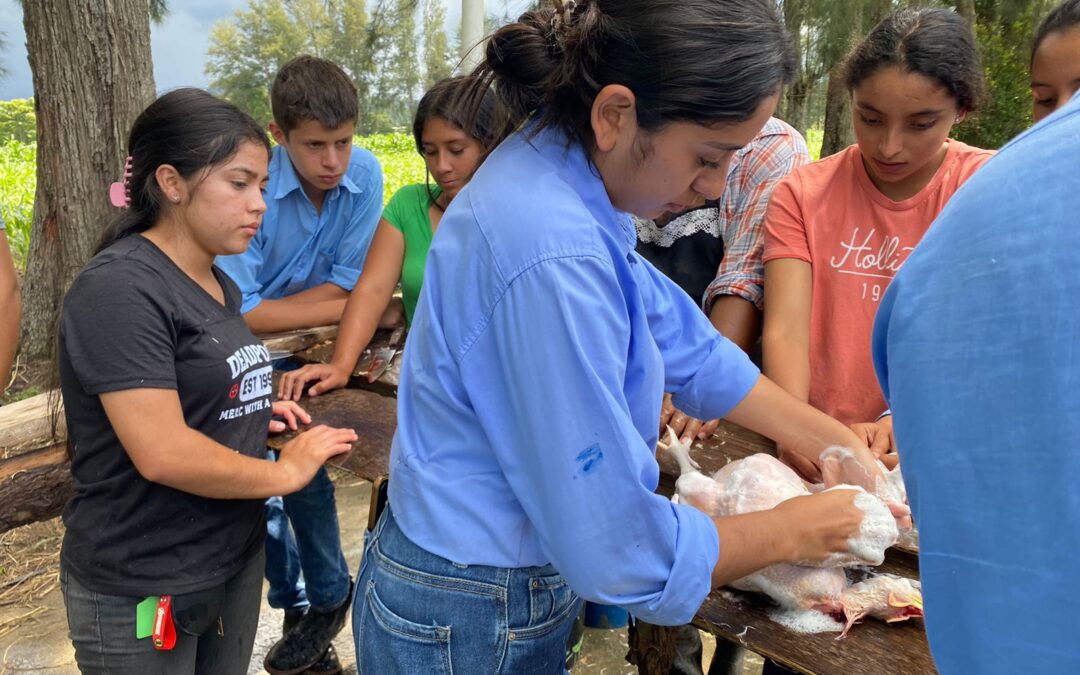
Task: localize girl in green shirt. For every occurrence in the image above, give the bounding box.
[280,76,501,399]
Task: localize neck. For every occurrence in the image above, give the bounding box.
[142,217,215,281]
[864,141,950,202]
[299,175,327,212]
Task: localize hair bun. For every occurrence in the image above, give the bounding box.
[484,8,560,119]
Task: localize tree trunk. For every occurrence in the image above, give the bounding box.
[820,65,854,158]
[20,0,156,358]
[954,0,976,30]
[781,78,813,136]
[0,445,72,534]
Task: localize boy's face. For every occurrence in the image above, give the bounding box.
[271,118,356,196]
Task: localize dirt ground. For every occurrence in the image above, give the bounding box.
[0,473,763,674]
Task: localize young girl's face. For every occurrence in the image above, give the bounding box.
[180,140,270,257]
[851,66,962,198]
[1031,25,1080,123]
[420,116,485,202]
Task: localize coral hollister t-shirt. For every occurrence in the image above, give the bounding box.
[764,140,993,425]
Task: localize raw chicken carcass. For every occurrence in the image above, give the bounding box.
[662,431,900,621]
[839,574,923,637]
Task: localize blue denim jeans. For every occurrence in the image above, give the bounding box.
[354,507,582,674]
[61,550,264,674]
[264,450,351,612]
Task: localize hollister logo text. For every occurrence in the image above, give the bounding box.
[828,227,915,280]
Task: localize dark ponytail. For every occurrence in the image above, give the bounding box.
[1033,0,1080,63]
[465,0,795,151]
[844,9,985,114]
[96,88,270,254]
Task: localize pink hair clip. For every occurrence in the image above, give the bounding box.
[109,155,133,208]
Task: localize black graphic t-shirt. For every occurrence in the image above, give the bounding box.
[59,235,273,596]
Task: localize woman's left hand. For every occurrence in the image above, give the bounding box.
[269,400,312,434]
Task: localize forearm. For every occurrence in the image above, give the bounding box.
[762,330,810,402]
[710,508,796,586]
[0,290,19,388]
[725,376,865,467]
[134,426,291,499]
[708,295,761,354]
[244,296,347,333]
[329,284,395,372]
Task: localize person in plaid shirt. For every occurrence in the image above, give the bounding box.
[633,116,809,675]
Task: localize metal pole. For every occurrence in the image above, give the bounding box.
[460,0,485,71]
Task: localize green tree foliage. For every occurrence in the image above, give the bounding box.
[205,0,449,133]
[0,98,36,143]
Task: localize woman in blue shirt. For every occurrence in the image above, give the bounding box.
[353,1,901,671]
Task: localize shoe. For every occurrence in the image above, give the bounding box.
[305,645,343,675]
[264,583,353,675]
[275,609,341,675]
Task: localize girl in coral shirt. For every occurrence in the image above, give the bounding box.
[763,8,993,470]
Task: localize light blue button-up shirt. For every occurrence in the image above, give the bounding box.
[216,144,383,313]
[873,94,1080,673]
[389,126,761,625]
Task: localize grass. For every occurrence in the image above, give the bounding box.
[0,133,427,274]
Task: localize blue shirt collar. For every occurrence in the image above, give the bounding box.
[270,145,362,203]
[527,125,637,253]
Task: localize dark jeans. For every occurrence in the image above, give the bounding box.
[61,550,264,674]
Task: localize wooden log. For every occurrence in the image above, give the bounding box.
[0,391,65,459]
[0,445,73,533]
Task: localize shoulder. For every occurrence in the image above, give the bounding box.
[346,145,381,184]
[465,135,609,271]
[775,145,856,198]
[946,139,996,175]
[389,183,433,206]
[67,237,171,307]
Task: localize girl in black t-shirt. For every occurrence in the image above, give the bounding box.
[58,88,358,674]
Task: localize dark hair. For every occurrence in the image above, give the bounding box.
[844,9,985,113]
[271,55,358,134]
[412,76,503,209]
[413,75,502,155]
[95,88,270,254]
[1033,0,1080,63]
[466,0,794,151]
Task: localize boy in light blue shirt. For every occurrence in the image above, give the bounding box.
[216,55,383,675]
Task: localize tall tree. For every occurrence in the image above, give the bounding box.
[20,0,156,358]
[422,0,452,88]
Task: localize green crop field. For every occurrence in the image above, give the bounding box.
[0,133,427,273]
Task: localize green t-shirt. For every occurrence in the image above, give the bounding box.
[383,183,441,324]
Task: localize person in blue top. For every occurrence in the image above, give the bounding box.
[351,1,906,672]
[215,55,384,675]
[872,83,1080,675]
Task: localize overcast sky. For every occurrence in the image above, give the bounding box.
[0,0,531,101]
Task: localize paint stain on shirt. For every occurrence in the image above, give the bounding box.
[574,444,604,478]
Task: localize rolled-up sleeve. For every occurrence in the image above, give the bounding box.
[459,253,720,625]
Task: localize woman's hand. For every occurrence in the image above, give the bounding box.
[268,400,311,434]
[850,414,896,458]
[278,363,351,401]
[773,489,865,563]
[276,425,357,494]
[659,393,720,443]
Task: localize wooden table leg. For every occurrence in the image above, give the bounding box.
[626,619,678,674]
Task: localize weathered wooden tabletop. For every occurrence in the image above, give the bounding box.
[267,381,396,483]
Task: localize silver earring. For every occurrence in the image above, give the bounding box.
[171,194,180,203]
